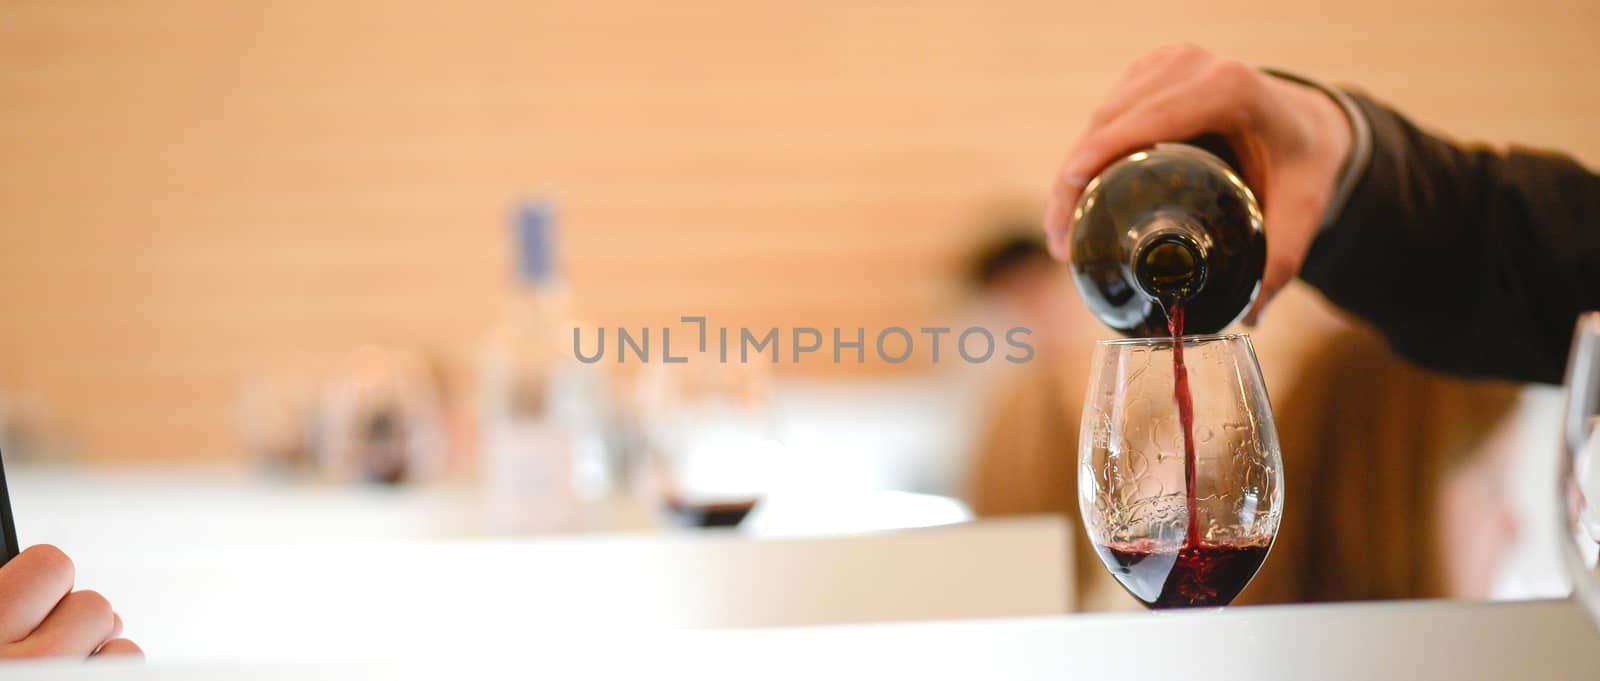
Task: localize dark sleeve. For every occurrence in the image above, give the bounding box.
[1298,91,1600,385]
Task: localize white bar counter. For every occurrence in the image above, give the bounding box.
[5,598,1598,679]
[63,517,1071,659]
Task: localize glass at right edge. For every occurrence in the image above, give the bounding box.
[1560,311,1600,630]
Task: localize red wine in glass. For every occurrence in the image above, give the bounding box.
[663,496,759,528]
[1096,537,1270,608]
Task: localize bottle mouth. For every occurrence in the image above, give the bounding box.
[1131,228,1209,301]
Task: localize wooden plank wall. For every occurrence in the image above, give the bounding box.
[1,0,1596,460]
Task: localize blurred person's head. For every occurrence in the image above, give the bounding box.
[967,228,1090,358]
[969,231,1056,312]
[1243,326,1523,604]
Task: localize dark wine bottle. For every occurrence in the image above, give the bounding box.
[1067,136,1266,336]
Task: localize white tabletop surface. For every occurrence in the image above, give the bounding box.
[59,518,1070,659]
[6,465,1596,679]
[4,598,1598,680]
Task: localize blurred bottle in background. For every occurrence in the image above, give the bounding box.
[317,346,448,485]
[478,199,616,533]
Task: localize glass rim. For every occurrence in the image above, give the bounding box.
[1094,332,1250,347]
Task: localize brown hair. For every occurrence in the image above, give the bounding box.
[1238,326,1521,604]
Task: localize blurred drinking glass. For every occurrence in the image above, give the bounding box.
[1560,312,1600,629]
[317,346,447,485]
[635,356,780,529]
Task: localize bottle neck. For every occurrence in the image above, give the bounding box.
[1128,212,1210,304]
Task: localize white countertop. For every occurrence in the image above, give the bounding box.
[5,598,1597,680]
[6,464,1595,679]
[60,518,1071,660]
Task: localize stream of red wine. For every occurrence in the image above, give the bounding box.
[1167,303,1201,546]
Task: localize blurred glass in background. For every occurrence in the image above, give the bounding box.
[635,356,781,529]
[317,345,447,485]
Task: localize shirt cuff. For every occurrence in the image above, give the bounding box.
[1260,67,1373,232]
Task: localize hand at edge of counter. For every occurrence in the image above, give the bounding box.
[1043,43,1353,326]
[0,545,142,661]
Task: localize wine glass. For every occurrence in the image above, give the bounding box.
[316,346,447,485]
[1078,333,1283,609]
[1559,311,1600,629]
[634,356,780,529]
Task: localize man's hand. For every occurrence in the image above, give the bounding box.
[1045,44,1353,324]
[0,545,142,660]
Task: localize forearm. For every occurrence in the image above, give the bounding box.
[1298,90,1600,384]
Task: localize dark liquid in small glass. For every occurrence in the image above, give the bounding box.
[664,498,758,528]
